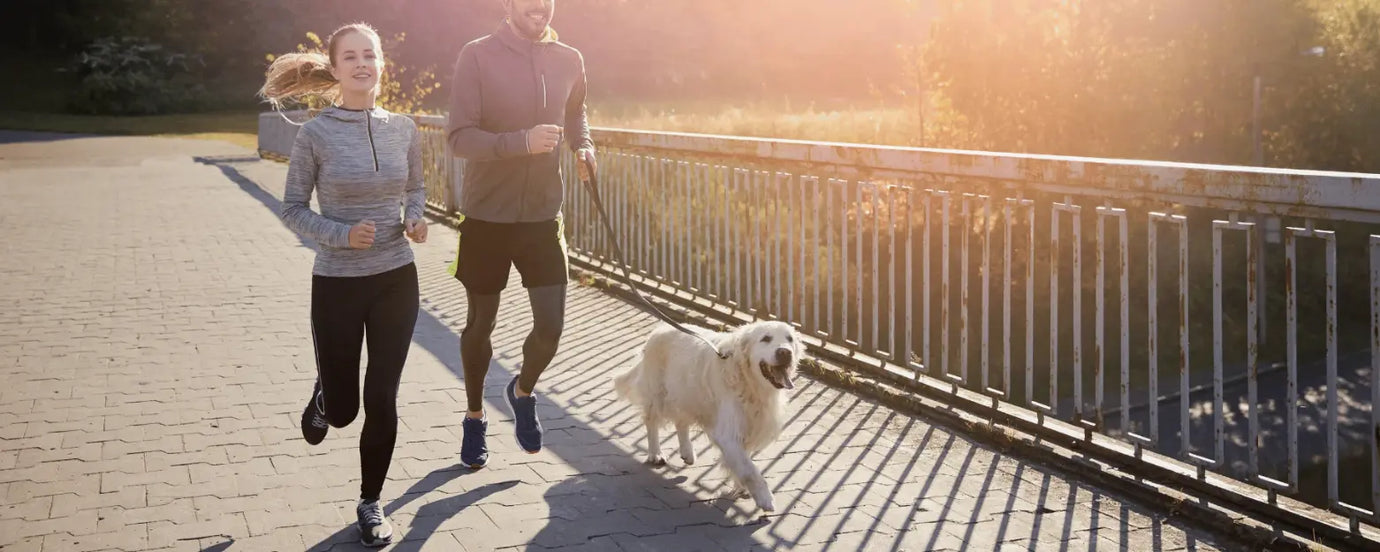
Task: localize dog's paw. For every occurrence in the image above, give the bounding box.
[644,455,667,467]
[680,451,695,465]
[721,487,750,501]
[755,492,776,512]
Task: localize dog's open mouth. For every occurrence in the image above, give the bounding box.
[759,361,795,390]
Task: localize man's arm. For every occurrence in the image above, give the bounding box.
[565,52,594,154]
[403,121,426,222]
[446,45,530,161]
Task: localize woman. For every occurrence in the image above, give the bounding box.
[258,22,427,548]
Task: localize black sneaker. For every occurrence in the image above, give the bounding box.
[506,376,543,453]
[301,381,328,445]
[356,499,393,547]
[461,415,489,469]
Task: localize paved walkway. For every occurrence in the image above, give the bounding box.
[0,133,1244,551]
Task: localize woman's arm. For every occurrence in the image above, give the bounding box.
[280,126,354,249]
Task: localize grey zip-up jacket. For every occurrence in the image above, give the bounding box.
[445,21,594,223]
[281,106,426,277]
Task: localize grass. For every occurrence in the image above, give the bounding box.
[0,51,263,150]
[0,110,260,150]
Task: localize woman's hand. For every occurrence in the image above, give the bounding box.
[405,218,427,243]
[349,220,376,249]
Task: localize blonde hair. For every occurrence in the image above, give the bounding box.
[258,22,382,109]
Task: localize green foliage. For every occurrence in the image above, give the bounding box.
[913,0,1380,172]
[67,36,207,115]
[377,32,443,115]
[1267,0,1380,172]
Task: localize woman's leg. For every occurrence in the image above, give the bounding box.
[358,263,419,502]
[304,274,367,444]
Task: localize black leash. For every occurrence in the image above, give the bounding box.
[578,158,732,360]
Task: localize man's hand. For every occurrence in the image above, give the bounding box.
[349,220,376,249]
[405,218,428,243]
[577,148,597,182]
[526,124,562,154]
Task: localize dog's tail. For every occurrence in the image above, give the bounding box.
[612,358,642,403]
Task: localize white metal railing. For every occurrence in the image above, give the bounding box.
[258,110,1380,540]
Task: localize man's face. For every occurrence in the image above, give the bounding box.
[506,0,555,40]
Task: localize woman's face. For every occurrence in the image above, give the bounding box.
[330,31,383,97]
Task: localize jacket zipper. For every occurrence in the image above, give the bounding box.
[519,44,543,221]
[366,112,379,172]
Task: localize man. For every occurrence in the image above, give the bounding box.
[445,0,595,469]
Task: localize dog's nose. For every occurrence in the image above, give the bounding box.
[775,347,793,365]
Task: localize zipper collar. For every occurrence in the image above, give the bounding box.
[495,19,557,55]
[366,113,379,172]
[319,105,390,123]
[319,106,383,172]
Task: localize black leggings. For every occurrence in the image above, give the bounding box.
[460,284,566,412]
[311,262,419,501]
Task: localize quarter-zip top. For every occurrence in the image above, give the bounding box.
[279,106,428,278]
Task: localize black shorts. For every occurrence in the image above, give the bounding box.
[448,215,569,295]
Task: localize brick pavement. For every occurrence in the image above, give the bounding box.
[0,132,1247,551]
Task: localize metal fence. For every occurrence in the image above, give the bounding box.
[259,110,1380,539]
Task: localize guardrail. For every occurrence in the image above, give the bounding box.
[259,109,1380,545]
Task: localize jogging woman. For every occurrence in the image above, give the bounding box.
[258,22,427,547]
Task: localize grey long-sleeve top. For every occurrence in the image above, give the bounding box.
[280,106,426,277]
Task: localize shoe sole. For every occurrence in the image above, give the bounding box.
[359,525,392,548]
[359,528,392,548]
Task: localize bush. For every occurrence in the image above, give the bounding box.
[67,36,207,115]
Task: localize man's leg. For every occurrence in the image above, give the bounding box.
[452,216,510,468]
[507,217,571,453]
[461,292,501,414]
[517,284,566,395]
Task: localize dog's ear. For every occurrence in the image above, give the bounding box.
[733,326,755,363]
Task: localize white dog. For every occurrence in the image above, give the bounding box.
[613,320,802,512]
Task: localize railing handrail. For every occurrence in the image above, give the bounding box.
[589,126,1380,223]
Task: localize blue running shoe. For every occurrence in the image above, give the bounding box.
[506,376,543,453]
[461,415,489,469]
